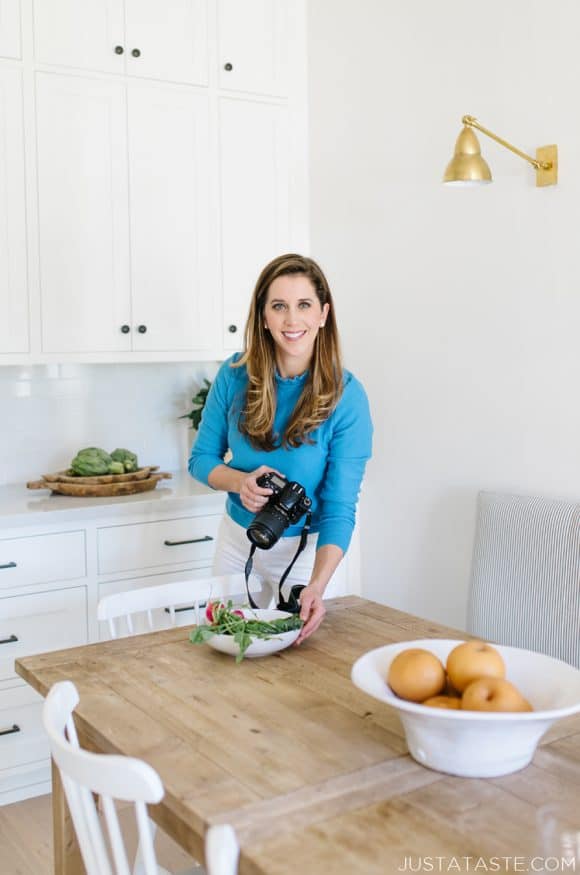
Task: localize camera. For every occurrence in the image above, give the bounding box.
[246,471,312,550]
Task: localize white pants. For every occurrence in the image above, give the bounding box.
[212,513,317,608]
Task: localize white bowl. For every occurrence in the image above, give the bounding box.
[351,639,580,778]
[206,608,301,659]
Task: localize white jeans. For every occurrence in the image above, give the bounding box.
[212,513,317,608]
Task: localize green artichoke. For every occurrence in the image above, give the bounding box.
[70,447,112,477]
[110,448,139,472]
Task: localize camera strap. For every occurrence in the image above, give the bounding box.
[244,511,312,611]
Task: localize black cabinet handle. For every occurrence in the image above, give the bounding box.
[163,536,213,547]
[121,324,130,334]
[131,48,141,58]
[164,605,196,614]
[0,562,16,570]
[137,325,147,334]
[0,724,20,738]
[224,62,233,71]
[228,324,237,333]
[0,635,18,646]
[114,45,124,55]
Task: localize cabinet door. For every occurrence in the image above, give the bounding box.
[219,97,290,350]
[127,83,216,351]
[36,74,131,353]
[0,0,21,59]
[125,0,208,86]
[33,0,125,74]
[0,67,28,354]
[218,0,287,96]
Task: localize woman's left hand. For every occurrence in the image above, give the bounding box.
[295,584,326,644]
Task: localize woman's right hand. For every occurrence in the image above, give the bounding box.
[238,465,283,514]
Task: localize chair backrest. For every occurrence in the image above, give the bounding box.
[467,491,580,667]
[97,573,248,639]
[205,824,240,875]
[43,681,164,875]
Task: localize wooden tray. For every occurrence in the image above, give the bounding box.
[40,466,159,484]
[27,471,172,497]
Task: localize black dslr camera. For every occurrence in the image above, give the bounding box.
[246,472,312,550]
[244,472,312,615]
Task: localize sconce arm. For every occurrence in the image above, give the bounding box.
[462,115,553,171]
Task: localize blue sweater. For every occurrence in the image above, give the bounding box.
[188,355,373,552]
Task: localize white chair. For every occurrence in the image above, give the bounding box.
[43,680,168,875]
[97,573,248,639]
[205,825,239,875]
[44,680,238,875]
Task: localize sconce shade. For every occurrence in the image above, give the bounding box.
[443,126,492,185]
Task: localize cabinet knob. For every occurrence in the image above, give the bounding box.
[114,45,124,55]
[137,324,147,334]
[120,324,130,334]
[224,62,233,71]
[228,324,237,334]
[131,48,141,58]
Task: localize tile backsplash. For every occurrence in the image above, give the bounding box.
[0,362,219,485]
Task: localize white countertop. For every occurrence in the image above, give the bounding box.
[0,470,224,529]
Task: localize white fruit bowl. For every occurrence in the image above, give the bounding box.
[351,639,580,778]
[205,609,301,659]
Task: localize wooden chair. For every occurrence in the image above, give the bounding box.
[97,573,248,639]
[43,681,238,875]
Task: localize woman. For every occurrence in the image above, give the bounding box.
[189,254,372,643]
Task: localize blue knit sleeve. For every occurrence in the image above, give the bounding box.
[316,375,373,552]
[188,359,234,486]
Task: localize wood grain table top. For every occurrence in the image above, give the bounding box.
[15,597,580,874]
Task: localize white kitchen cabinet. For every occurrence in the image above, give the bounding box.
[0,0,21,59]
[0,685,50,805]
[36,74,216,354]
[218,0,287,96]
[219,97,290,350]
[34,0,125,74]
[0,529,86,592]
[127,82,216,352]
[0,587,88,682]
[97,512,221,575]
[34,0,208,86]
[35,73,131,354]
[124,0,208,86]
[0,0,308,366]
[0,66,29,355]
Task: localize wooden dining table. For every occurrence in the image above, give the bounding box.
[15,596,580,874]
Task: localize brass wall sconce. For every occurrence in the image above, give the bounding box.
[443,115,558,187]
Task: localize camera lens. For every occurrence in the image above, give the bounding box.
[247,507,288,549]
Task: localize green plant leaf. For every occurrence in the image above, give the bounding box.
[180,378,212,430]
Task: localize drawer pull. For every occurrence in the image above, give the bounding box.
[0,634,18,646]
[163,536,213,547]
[164,605,196,614]
[0,562,16,570]
[0,724,20,737]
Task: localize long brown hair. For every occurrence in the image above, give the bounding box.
[233,254,343,450]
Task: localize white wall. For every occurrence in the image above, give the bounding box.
[308,0,580,628]
[0,363,217,486]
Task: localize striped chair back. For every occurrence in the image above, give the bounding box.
[467,491,580,667]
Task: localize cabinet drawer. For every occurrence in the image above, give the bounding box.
[0,587,87,682]
[0,685,48,774]
[97,514,221,575]
[0,531,86,592]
